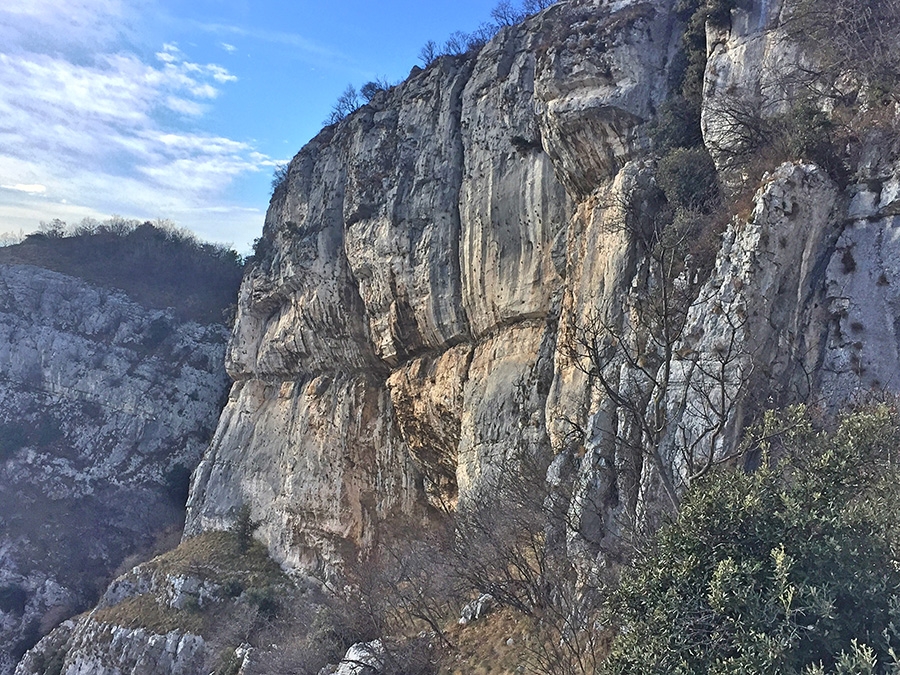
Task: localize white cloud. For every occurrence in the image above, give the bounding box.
[220,43,237,53]
[208,64,237,83]
[1,184,47,194]
[0,1,268,248]
[165,96,207,116]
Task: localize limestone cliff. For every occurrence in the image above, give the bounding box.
[184,0,900,571]
[184,0,683,570]
[22,0,900,671]
[0,262,233,675]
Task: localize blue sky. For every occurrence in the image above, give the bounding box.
[0,0,497,251]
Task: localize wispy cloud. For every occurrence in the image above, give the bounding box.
[195,21,352,65]
[0,1,272,247]
[1,184,47,194]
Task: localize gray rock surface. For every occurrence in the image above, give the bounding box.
[333,641,385,675]
[0,264,230,674]
[28,0,900,670]
[14,621,206,675]
[186,0,683,570]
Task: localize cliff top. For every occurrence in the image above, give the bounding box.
[0,222,244,325]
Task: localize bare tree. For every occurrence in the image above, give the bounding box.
[783,0,900,97]
[324,85,361,125]
[360,78,392,102]
[270,163,289,194]
[562,166,749,519]
[443,31,469,56]
[522,0,555,14]
[418,40,438,67]
[491,0,525,27]
[466,22,500,50]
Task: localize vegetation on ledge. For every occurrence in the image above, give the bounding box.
[0,217,243,325]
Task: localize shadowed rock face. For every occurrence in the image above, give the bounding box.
[0,264,232,675]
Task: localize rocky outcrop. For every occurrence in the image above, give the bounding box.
[14,620,206,675]
[0,264,231,674]
[28,0,900,670]
[197,0,900,576]
[13,529,292,675]
[186,0,683,570]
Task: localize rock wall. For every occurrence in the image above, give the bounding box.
[187,0,900,567]
[185,0,683,570]
[0,264,231,675]
[28,0,900,670]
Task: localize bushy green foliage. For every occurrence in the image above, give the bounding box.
[246,234,274,268]
[771,102,845,183]
[674,0,736,106]
[602,404,900,674]
[657,147,720,212]
[651,0,735,154]
[214,647,242,675]
[0,218,243,325]
[0,423,28,461]
[651,97,705,154]
[232,504,260,554]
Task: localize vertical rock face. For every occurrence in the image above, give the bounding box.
[187,0,897,601]
[187,374,420,573]
[186,0,683,571]
[0,264,232,675]
[180,2,900,607]
[25,0,900,671]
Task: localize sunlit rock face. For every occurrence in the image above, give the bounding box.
[185,0,682,571]
[0,264,231,675]
[187,0,898,588]
[21,0,900,671]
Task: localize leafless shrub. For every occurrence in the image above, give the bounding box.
[324,85,361,126]
[418,40,438,67]
[783,0,900,98]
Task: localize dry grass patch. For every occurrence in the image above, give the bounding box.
[438,608,533,675]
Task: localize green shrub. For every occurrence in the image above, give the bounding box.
[246,236,273,268]
[0,423,28,461]
[675,0,736,106]
[771,102,846,183]
[246,586,279,619]
[656,146,721,212]
[603,404,900,675]
[231,504,260,554]
[651,0,736,156]
[142,316,170,350]
[651,97,704,153]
